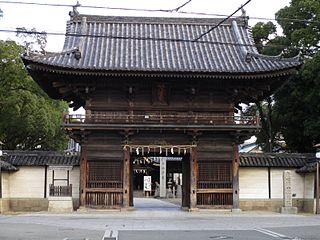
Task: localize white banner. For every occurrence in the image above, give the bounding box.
[144,176,152,191]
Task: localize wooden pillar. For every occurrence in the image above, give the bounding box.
[181,155,190,208]
[0,165,2,199]
[123,146,130,208]
[232,144,240,209]
[316,162,319,214]
[80,145,88,206]
[190,147,198,209]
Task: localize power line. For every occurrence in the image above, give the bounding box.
[178,10,320,24]
[0,0,319,24]
[0,0,186,13]
[174,0,192,12]
[0,28,293,49]
[194,0,252,41]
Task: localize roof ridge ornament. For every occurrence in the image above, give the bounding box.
[231,20,252,63]
[69,1,81,19]
[240,6,249,27]
[74,16,87,60]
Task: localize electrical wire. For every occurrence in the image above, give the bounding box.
[0,0,319,24]
[0,28,292,49]
[194,0,252,41]
[0,0,188,13]
[173,0,192,12]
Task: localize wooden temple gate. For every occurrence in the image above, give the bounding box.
[22,12,300,210]
[70,113,245,209]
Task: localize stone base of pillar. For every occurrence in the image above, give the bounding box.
[176,185,182,198]
[181,207,199,212]
[48,196,73,212]
[166,188,173,198]
[231,208,242,213]
[280,206,298,214]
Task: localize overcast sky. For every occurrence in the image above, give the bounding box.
[0,0,291,51]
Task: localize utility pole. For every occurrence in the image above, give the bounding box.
[316,162,319,214]
[316,144,320,214]
[0,150,2,199]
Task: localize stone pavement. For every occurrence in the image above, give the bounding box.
[1,198,320,239]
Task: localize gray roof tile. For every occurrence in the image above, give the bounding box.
[239,153,314,168]
[22,15,301,76]
[2,151,79,166]
[2,151,314,170]
[0,160,17,171]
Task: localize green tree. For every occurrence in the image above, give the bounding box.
[248,0,320,152]
[244,22,281,152]
[273,0,320,152]
[276,0,320,56]
[0,40,68,150]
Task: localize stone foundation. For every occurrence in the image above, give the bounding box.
[280,206,298,214]
[240,199,304,212]
[48,197,73,212]
[303,199,317,213]
[0,199,10,213]
[9,198,48,212]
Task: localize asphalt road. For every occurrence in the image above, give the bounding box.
[1,198,320,240]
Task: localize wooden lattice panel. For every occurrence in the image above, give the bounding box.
[198,161,232,182]
[86,192,123,207]
[197,161,233,206]
[197,193,233,206]
[87,161,123,188]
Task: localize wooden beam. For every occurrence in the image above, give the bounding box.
[122,146,130,208]
[232,144,240,209]
[197,188,233,194]
[52,82,66,88]
[85,188,123,193]
[80,145,88,207]
[190,147,198,209]
[58,86,72,94]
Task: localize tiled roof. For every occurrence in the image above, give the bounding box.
[239,153,314,168]
[22,14,301,77]
[1,151,314,170]
[296,161,319,173]
[2,151,80,166]
[0,160,18,171]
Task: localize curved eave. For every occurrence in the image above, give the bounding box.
[23,57,300,80]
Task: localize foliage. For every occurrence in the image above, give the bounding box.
[243,98,280,152]
[0,40,68,150]
[248,0,320,152]
[276,0,320,56]
[16,27,47,55]
[273,51,320,152]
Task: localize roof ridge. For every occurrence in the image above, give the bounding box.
[248,52,302,63]
[69,14,248,26]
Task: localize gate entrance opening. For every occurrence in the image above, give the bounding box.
[127,145,193,209]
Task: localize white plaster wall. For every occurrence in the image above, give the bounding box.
[47,166,80,199]
[304,173,314,199]
[8,167,45,198]
[48,168,69,186]
[271,168,304,199]
[239,168,268,198]
[1,172,10,198]
[70,167,80,198]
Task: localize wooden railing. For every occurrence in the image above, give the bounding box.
[49,184,72,197]
[62,113,259,127]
